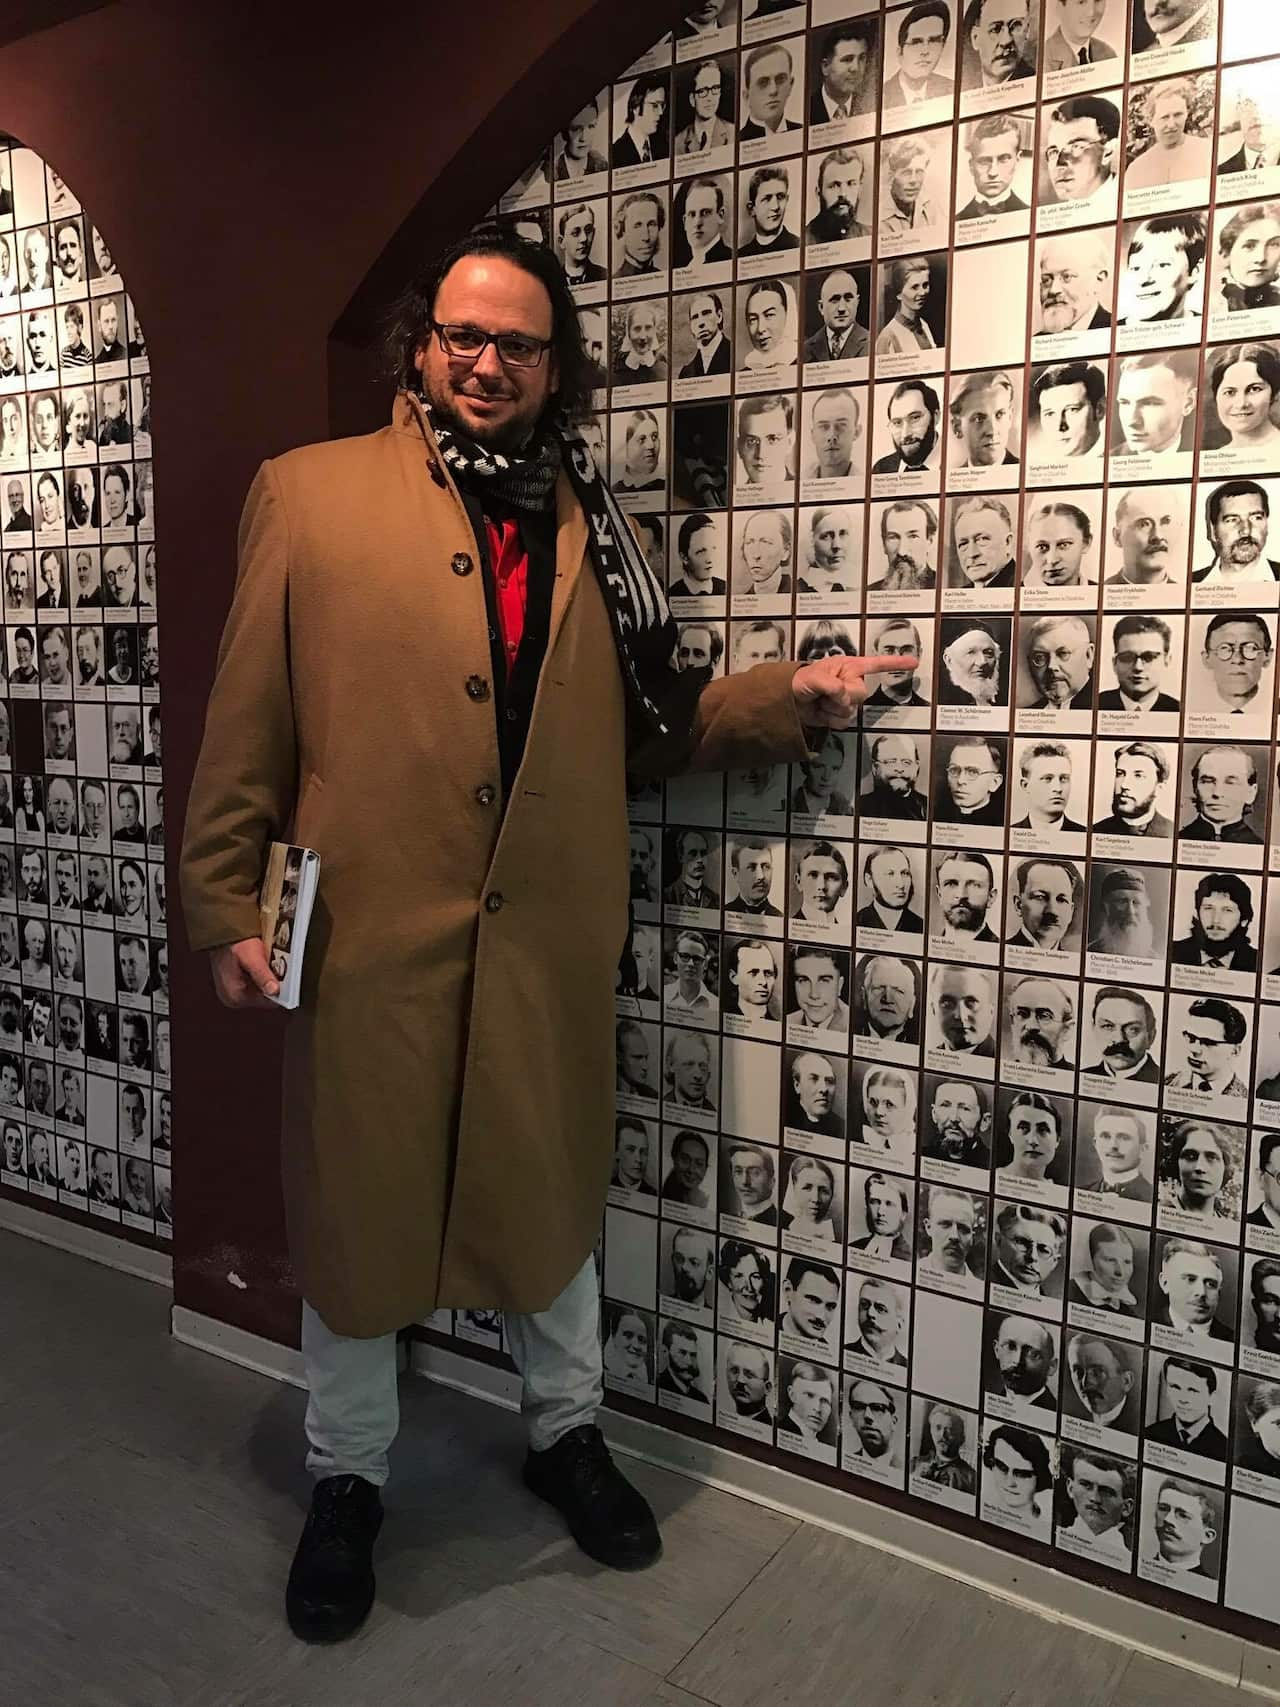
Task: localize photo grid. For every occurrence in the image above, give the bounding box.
[440,0,1280,1628]
[0,139,169,1244]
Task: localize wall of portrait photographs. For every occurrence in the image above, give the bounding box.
[421,0,1280,1635]
[0,138,169,1247]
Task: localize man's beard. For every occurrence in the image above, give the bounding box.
[1098,922,1153,956]
[1016,1029,1058,1065]
[821,195,855,235]
[944,899,985,932]
[423,375,542,454]
[1191,920,1248,958]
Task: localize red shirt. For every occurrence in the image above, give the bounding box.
[484,515,529,680]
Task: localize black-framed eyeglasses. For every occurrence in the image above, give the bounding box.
[432,321,551,369]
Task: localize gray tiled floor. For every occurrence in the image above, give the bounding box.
[0,1228,1264,1706]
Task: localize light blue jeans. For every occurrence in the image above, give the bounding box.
[301,1256,604,1485]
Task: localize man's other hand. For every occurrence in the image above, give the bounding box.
[793,655,920,728]
[211,938,280,1009]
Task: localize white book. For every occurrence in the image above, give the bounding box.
[258,842,320,1011]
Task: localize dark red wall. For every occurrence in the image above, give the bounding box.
[0,0,681,1343]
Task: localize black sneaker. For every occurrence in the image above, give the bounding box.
[523,1424,662,1571]
[285,1474,384,1643]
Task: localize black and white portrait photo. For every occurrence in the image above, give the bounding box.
[955,109,1034,241]
[1209,199,1280,341]
[1067,1226,1148,1344]
[909,1397,979,1514]
[1036,92,1121,231]
[881,2,956,129]
[1055,1444,1137,1572]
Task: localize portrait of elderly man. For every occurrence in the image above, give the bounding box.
[934,734,1005,825]
[938,620,1006,708]
[912,1404,977,1494]
[951,498,1017,590]
[1193,479,1280,585]
[879,136,941,243]
[1126,78,1211,190]
[884,2,952,106]
[855,959,920,1049]
[958,113,1027,220]
[804,268,870,364]
[1170,871,1256,970]
[922,1080,991,1170]
[858,846,924,935]
[948,371,1018,469]
[802,389,861,482]
[1093,741,1174,837]
[1214,201,1280,314]
[1011,745,1085,834]
[722,1342,775,1426]
[675,60,733,157]
[1083,986,1160,1082]
[740,40,801,138]
[1164,997,1250,1098]
[678,290,730,378]
[844,1276,908,1366]
[807,147,871,245]
[863,732,929,820]
[1005,977,1075,1071]
[1087,868,1161,959]
[1180,744,1262,844]
[1219,87,1280,178]
[1023,615,1095,711]
[963,0,1035,89]
[1041,94,1120,206]
[1098,616,1179,714]
[809,17,878,125]
[1069,1226,1143,1319]
[1113,350,1198,458]
[1029,359,1106,460]
[672,176,732,271]
[928,963,997,1057]
[1036,232,1112,341]
[1120,214,1205,326]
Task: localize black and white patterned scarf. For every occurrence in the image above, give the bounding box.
[419,397,694,745]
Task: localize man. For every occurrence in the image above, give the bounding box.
[664,827,718,910]
[913,1406,976,1491]
[1216,203,1280,314]
[785,1050,844,1139]
[934,735,1005,827]
[657,1322,709,1406]
[863,620,927,712]
[845,1277,907,1367]
[852,1173,913,1260]
[951,501,1017,592]
[1193,480,1280,587]
[1113,351,1198,459]
[1083,987,1160,1082]
[95,298,125,364]
[740,42,800,139]
[1180,745,1261,845]
[872,379,941,477]
[1011,746,1084,836]
[1043,0,1118,70]
[665,1031,716,1114]
[663,931,716,1019]
[736,393,795,491]
[1006,978,1074,1071]
[992,1204,1066,1299]
[809,19,876,125]
[779,1257,840,1347]
[802,390,860,483]
[792,730,852,817]
[1024,615,1094,711]
[612,71,667,168]
[922,1080,991,1170]
[732,620,785,672]
[1220,92,1279,178]
[1146,1358,1227,1459]
[1092,742,1174,838]
[787,945,849,1036]
[87,1147,118,1207]
[1087,869,1158,959]
[724,939,778,1027]
[678,292,730,378]
[673,177,731,271]
[554,100,608,181]
[857,846,923,936]
[803,270,869,366]
[1146,1477,1219,1581]
[932,851,997,947]
[662,1130,710,1209]
[26,311,57,377]
[555,205,604,288]
[1248,1256,1280,1348]
[739,280,794,376]
[738,166,799,259]
[1065,1335,1140,1434]
[884,2,953,106]
[613,191,665,278]
[863,733,928,820]
[1098,616,1179,714]
[988,1316,1057,1414]
[4,551,31,616]
[857,956,919,1047]
[4,479,32,534]
[947,373,1018,470]
[878,137,940,244]
[1170,872,1256,971]
[845,1380,902,1471]
[871,501,937,593]
[1030,360,1106,460]
[666,1228,712,1310]
[964,0,1034,88]
[1126,80,1211,191]
[725,839,780,917]
[97,380,132,448]
[790,839,850,928]
[675,60,733,157]
[919,1187,981,1288]
[958,114,1027,220]
[807,148,870,245]
[723,1343,773,1426]
[928,964,996,1058]
[1138,0,1217,49]
[670,513,724,600]
[1164,997,1249,1097]
[1198,612,1273,718]
[30,392,63,459]
[1060,1451,1134,1565]
[1042,94,1120,207]
[1153,1239,1233,1341]
[60,303,93,367]
[1036,231,1112,336]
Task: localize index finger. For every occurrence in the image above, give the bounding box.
[837,654,921,675]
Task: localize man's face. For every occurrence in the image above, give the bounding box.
[6,483,21,520]
[936,857,992,933]
[32,396,58,450]
[667,1332,700,1384]
[1069,1458,1129,1535]
[67,393,92,446]
[119,942,148,992]
[1226,216,1280,293]
[727,1347,769,1411]
[927,1193,976,1269]
[633,88,666,141]
[734,845,773,904]
[6,556,28,603]
[1126,229,1196,321]
[671,1234,709,1300]
[739,405,792,483]
[619,1029,650,1087]
[972,0,1029,82]
[563,104,597,161]
[560,209,594,267]
[1069,1338,1130,1416]
[811,396,856,473]
[997,1216,1062,1288]
[820,157,864,216]
[683,186,722,251]
[46,710,72,757]
[864,959,914,1032]
[1028,621,1094,703]
[882,508,932,579]
[1211,491,1269,571]
[794,1055,835,1118]
[688,295,721,347]
[671,1037,710,1099]
[1254,1275,1280,1333]
[1109,752,1161,823]
[969,127,1019,199]
[734,626,783,668]
[858,1281,903,1352]
[868,849,912,911]
[1161,1253,1221,1324]
[624,414,660,482]
[1180,1014,1238,1083]
[1117,364,1193,455]
[1045,116,1110,200]
[29,1065,49,1107]
[798,855,845,914]
[677,626,716,670]
[1093,1110,1144,1176]
[1009,980,1072,1062]
[818,272,858,334]
[672,1136,708,1193]
[57,1001,80,1052]
[823,34,868,100]
[945,741,1001,811]
[871,735,919,794]
[954,508,1012,582]
[785,1270,839,1340]
[934,967,994,1049]
[1195,888,1242,947]
[1022,752,1073,819]
[691,66,722,122]
[1164,1364,1212,1427]
[750,175,789,237]
[746,49,793,128]
[98,302,119,345]
[110,708,139,761]
[1154,1485,1213,1564]
[1059,0,1107,34]
[996,1318,1052,1393]
[615,1125,648,1185]
[954,386,1013,467]
[742,516,786,583]
[1093,996,1155,1070]
[866,1180,905,1238]
[794,953,842,1027]
[1192,750,1257,824]
[1039,239,1109,333]
[931,1082,983,1158]
[1112,624,1171,700]
[20,853,40,896]
[1038,381,1101,456]
[54,932,76,978]
[124,1089,146,1136]
[1204,619,1269,704]
[26,316,51,367]
[888,389,935,462]
[82,787,105,835]
[849,1383,894,1454]
[947,629,1003,701]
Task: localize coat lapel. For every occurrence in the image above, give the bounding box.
[548,468,588,659]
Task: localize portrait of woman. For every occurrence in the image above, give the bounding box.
[875,256,938,357]
[1158,1119,1238,1222]
[1204,341,1280,454]
[601,1305,653,1387]
[858,1065,917,1164]
[612,300,668,383]
[780,1155,838,1242]
[717,1238,775,1326]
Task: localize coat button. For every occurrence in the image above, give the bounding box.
[451,552,474,576]
[474,784,496,806]
[466,674,490,701]
[485,892,505,913]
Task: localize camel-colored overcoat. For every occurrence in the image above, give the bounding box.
[180,393,810,1337]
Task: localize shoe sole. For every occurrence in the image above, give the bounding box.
[286,1576,376,1644]
[523,1469,663,1571]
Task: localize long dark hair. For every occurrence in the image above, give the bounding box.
[385,222,594,422]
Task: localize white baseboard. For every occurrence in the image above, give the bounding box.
[408,1340,1278,1701]
[171,1305,306,1388]
[0,1196,172,1286]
